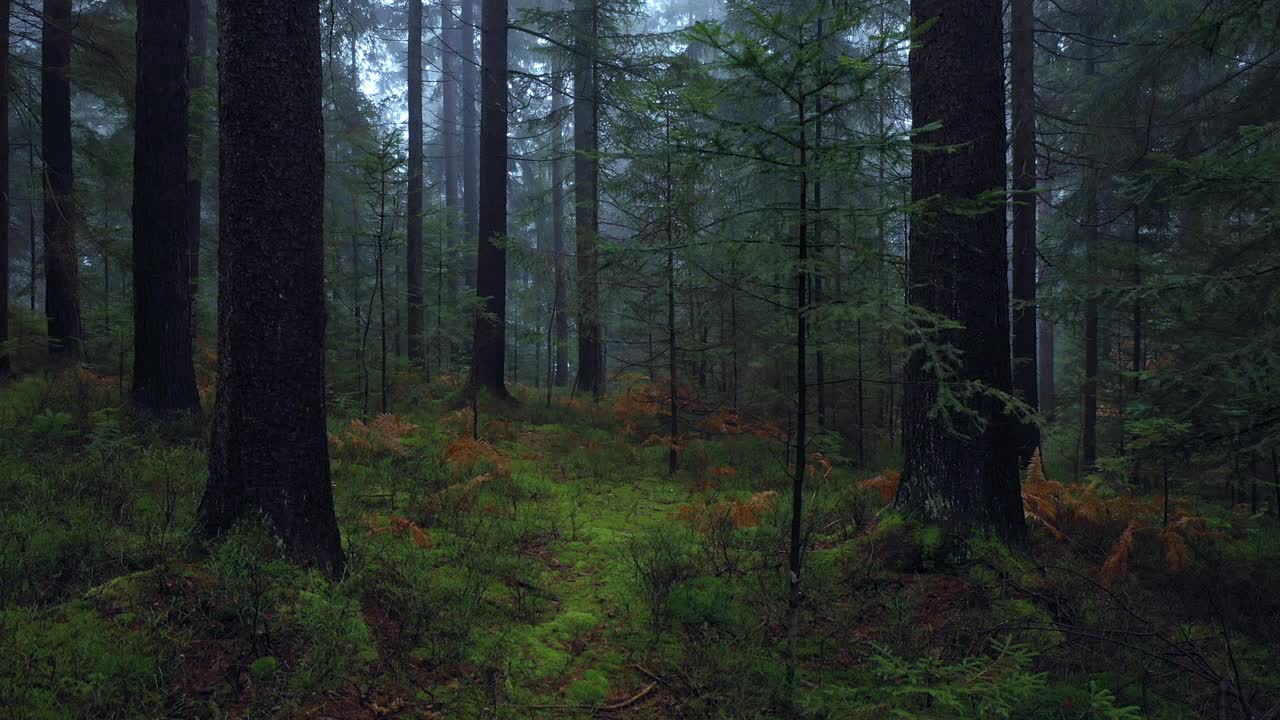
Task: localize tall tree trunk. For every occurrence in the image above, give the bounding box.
[1037,177,1055,415]
[42,0,83,359]
[1010,0,1039,468]
[188,0,209,317]
[897,0,1025,539]
[461,0,479,290]
[470,0,508,394]
[1081,9,1101,475]
[573,0,602,399]
[198,0,343,575]
[551,72,570,387]
[0,0,10,377]
[406,0,425,362]
[132,0,200,415]
[442,0,459,255]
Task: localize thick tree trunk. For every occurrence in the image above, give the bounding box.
[42,0,83,359]
[461,0,479,290]
[573,0,603,399]
[1010,0,1039,469]
[198,0,343,575]
[470,0,508,394]
[131,0,200,415]
[897,0,1025,540]
[188,0,209,313]
[551,73,570,387]
[407,0,425,362]
[1,0,10,377]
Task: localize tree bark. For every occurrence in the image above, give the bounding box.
[551,72,570,387]
[131,0,200,415]
[42,0,83,359]
[407,0,425,362]
[0,0,10,377]
[573,0,603,399]
[1010,0,1039,469]
[461,0,479,290]
[470,0,508,394]
[188,0,209,314]
[198,0,343,575]
[897,0,1025,539]
[442,0,460,270]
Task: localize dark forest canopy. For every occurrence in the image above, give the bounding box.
[1,0,1279,718]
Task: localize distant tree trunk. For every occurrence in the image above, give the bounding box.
[1010,0,1039,469]
[1037,182,1055,416]
[188,0,209,314]
[573,0,603,399]
[1081,12,1101,475]
[470,0,508,394]
[0,0,10,377]
[551,73,570,387]
[131,0,200,415]
[42,0,82,359]
[897,0,1025,540]
[198,0,343,575]
[461,0,479,290]
[442,0,460,271]
[406,0,425,363]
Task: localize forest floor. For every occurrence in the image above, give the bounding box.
[3,367,1280,719]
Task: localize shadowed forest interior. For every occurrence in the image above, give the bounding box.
[2,0,1279,717]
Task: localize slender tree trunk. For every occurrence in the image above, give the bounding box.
[461,0,479,290]
[28,133,37,313]
[188,0,209,316]
[1081,10,1101,474]
[132,0,200,415]
[0,0,10,377]
[785,91,809,697]
[470,0,508,394]
[551,73,570,387]
[442,0,460,283]
[665,113,678,476]
[573,0,602,399]
[897,0,1025,539]
[199,0,343,575]
[42,0,83,359]
[407,0,425,362]
[1010,0,1039,468]
[1037,182,1055,416]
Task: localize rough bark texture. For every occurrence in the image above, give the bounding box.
[551,73,569,386]
[461,0,479,290]
[131,0,200,415]
[470,0,508,394]
[1,0,10,376]
[406,0,425,362]
[1010,0,1040,468]
[897,0,1025,540]
[573,0,603,399]
[42,0,83,359]
[188,0,209,308]
[198,0,343,576]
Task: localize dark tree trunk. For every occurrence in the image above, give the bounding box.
[1081,13,1101,475]
[470,0,508,394]
[131,0,200,415]
[0,0,10,377]
[897,0,1025,540]
[573,0,603,399]
[551,73,569,387]
[198,0,343,575]
[1010,0,1039,469]
[407,0,425,362]
[188,0,209,313]
[461,0,479,290]
[42,0,83,359]
[1037,185,1055,416]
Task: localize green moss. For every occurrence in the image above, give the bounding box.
[566,669,610,705]
[249,656,279,681]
